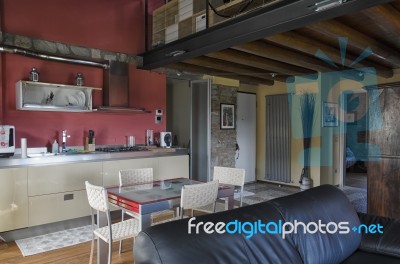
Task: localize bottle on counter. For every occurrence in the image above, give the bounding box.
[52,139,59,154]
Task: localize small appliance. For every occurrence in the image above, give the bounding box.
[0,125,15,157]
[160,132,172,148]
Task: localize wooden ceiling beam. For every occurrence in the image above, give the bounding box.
[206,49,318,77]
[391,1,400,12]
[184,56,288,82]
[169,62,275,86]
[266,31,394,78]
[233,41,335,73]
[306,19,400,67]
[361,4,400,36]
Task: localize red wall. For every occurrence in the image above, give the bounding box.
[1,0,167,148]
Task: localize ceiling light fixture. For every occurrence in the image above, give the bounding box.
[312,0,346,12]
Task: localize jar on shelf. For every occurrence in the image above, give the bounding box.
[75,73,84,86]
[29,68,39,82]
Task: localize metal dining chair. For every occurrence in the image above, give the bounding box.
[85,181,139,264]
[213,166,246,208]
[118,168,175,253]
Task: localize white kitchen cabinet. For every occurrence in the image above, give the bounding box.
[157,155,189,180]
[0,168,28,232]
[103,155,189,185]
[28,190,89,226]
[28,162,102,196]
[27,162,102,226]
[16,80,101,112]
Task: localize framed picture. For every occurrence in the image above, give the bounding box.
[345,112,357,124]
[220,103,235,129]
[322,102,338,127]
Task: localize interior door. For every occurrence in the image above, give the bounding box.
[235,92,256,182]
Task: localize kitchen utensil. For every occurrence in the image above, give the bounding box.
[88,130,95,144]
[146,129,153,146]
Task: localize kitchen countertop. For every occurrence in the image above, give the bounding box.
[0,148,189,168]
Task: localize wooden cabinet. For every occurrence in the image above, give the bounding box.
[27,162,102,226]
[0,168,28,232]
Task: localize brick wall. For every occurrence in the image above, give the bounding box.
[210,84,237,176]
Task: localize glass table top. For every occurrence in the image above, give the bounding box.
[107,178,204,205]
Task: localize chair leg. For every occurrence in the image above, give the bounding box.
[108,239,112,264]
[119,211,125,254]
[89,234,94,264]
[239,187,244,207]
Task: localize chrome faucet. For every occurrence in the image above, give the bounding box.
[62,130,70,152]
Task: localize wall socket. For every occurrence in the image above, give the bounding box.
[155,115,162,124]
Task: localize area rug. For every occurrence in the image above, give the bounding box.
[15,225,93,257]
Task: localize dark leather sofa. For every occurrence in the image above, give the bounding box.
[134,185,400,264]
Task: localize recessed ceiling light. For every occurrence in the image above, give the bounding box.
[311,0,346,12]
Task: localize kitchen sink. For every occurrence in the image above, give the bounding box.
[27,149,89,158]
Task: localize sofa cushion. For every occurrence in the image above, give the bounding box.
[357,213,400,258]
[269,185,361,264]
[342,250,400,264]
[134,202,303,264]
[134,185,363,264]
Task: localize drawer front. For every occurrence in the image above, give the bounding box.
[103,158,158,187]
[28,162,103,196]
[0,168,28,232]
[158,155,189,180]
[28,190,90,226]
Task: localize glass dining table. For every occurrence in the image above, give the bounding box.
[107,177,235,230]
[96,178,235,264]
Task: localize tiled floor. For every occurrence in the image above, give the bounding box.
[242,180,367,213]
[346,172,367,189]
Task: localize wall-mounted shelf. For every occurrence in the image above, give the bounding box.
[16,81,102,112]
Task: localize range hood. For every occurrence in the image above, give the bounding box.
[97,61,150,112]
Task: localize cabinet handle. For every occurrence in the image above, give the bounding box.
[64,194,74,201]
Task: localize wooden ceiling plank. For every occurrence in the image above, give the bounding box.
[266,31,394,78]
[391,1,400,13]
[233,41,335,72]
[185,56,288,82]
[206,49,318,77]
[362,4,400,37]
[306,19,400,67]
[169,62,275,86]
